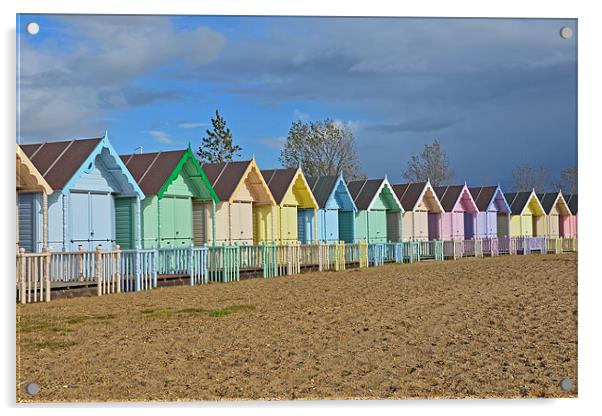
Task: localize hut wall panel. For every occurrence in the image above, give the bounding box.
[485,211,497,238]
[509,215,522,237]
[192,200,208,245]
[386,211,401,242]
[355,211,368,242]
[297,208,315,243]
[368,210,387,243]
[427,213,442,240]
[280,205,298,241]
[141,196,159,249]
[173,197,193,245]
[476,212,487,239]
[533,215,545,237]
[547,214,560,238]
[452,212,465,240]
[18,192,36,252]
[47,193,64,251]
[318,208,338,242]
[253,205,273,243]
[165,172,195,197]
[463,213,476,240]
[402,212,414,241]
[159,197,176,245]
[70,159,120,193]
[559,215,571,238]
[210,201,231,243]
[521,215,533,237]
[497,214,509,237]
[235,180,255,202]
[231,201,254,244]
[441,213,453,240]
[115,197,135,249]
[338,210,355,243]
[90,192,114,250]
[413,210,428,241]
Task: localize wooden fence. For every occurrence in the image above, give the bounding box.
[16,248,50,304]
[463,239,484,258]
[482,238,499,256]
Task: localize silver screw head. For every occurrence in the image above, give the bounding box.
[559,378,573,391]
[25,382,40,395]
[560,26,573,39]
[26,22,40,35]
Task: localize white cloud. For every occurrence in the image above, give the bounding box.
[259,136,286,149]
[293,109,309,121]
[177,122,208,129]
[18,15,225,140]
[145,130,173,144]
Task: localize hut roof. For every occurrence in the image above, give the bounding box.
[536,192,571,215]
[121,150,186,195]
[16,145,53,194]
[260,168,299,204]
[201,160,252,201]
[391,182,427,211]
[433,185,465,212]
[504,191,543,215]
[20,137,103,190]
[565,194,578,214]
[306,175,339,208]
[469,186,499,211]
[347,179,384,210]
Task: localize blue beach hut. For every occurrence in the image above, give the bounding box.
[306,174,357,243]
[19,133,145,251]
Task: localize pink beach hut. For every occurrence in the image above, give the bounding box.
[565,194,578,238]
[433,183,479,241]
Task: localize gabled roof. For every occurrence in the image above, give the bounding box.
[261,168,318,208]
[504,190,545,215]
[565,194,578,214]
[306,175,357,211]
[433,184,478,213]
[391,181,443,212]
[347,177,402,212]
[469,185,511,212]
[20,137,103,190]
[121,148,218,201]
[536,192,571,215]
[260,168,298,204]
[201,159,275,204]
[16,145,52,194]
[19,134,144,198]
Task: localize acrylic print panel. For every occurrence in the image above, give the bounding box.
[16,14,577,402]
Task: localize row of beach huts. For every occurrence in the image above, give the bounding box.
[16,133,578,303]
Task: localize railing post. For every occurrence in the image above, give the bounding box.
[18,248,26,304]
[95,245,102,297]
[78,245,85,281]
[43,247,51,302]
[188,244,194,286]
[115,245,121,293]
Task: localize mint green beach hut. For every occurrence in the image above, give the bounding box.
[120,148,218,249]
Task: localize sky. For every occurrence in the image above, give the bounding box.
[16,14,577,189]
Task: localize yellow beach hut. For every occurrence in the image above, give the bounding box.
[504,190,546,237]
[261,168,318,243]
[536,191,572,238]
[201,159,276,244]
[17,145,53,252]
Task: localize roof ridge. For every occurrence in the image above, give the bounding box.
[139,151,162,183]
[43,139,76,177]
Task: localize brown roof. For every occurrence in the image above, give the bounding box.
[392,182,427,211]
[19,138,103,189]
[201,160,252,201]
[261,168,298,205]
[121,150,186,195]
[347,179,384,210]
[433,185,466,212]
[469,186,498,211]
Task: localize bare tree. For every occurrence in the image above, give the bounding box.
[279,119,365,180]
[512,163,551,192]
[556,166,578,194]
[402,139,453,186]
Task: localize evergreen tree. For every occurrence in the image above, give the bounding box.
[197,110,242,163]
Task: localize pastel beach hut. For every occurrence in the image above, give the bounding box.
[565,194,578,238]
[536,191,572,238]
[468,185,512,239]
[19,134,145,251]
[504,190,546,237]
[120,147,219,249]
[306,175,357,243]
[347,177,403,243]
[391,181,443,241]
[433,183,479,241]
[201,159,276,244]
[261,167,319,243]
[17,145,53,252]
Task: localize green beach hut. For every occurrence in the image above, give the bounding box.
[347,177,403,243]
[120,148,218,248]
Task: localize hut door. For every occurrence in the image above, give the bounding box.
[70,192,91,250]
[464,212,475,240]
[324,209,338,242]
[386,211,400,242]
[90,193,113,249]
[159,197,176,246]
[297,209,314,243]
[368,210,386,243]
[173,197,192,246]
[18,193,36,252]
[192,201,207,245]
[338,210,354,243]
[115,197,135,249]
